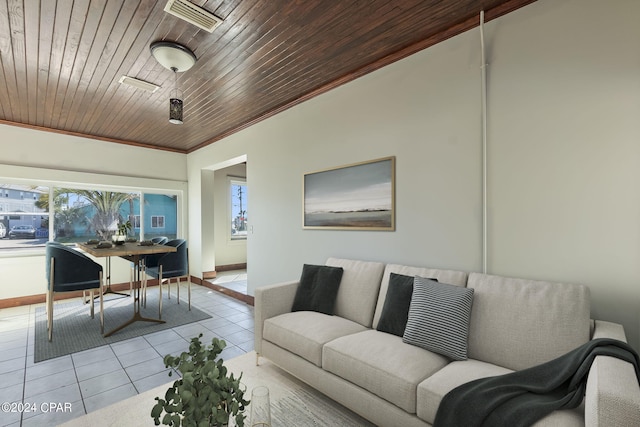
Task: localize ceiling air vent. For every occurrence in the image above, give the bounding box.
[118,76,160,93]
[164,0,222,33]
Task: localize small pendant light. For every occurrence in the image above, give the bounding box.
[169,67,183,125]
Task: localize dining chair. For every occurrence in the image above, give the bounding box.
[130,236,169,299]
[144,239,189,318]
[45,242,104,341]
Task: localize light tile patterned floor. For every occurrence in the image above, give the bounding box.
[0,274,252,427]
[209,270,248,294]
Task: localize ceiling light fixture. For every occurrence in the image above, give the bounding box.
[150,41,197,125]
[150,41,197,72]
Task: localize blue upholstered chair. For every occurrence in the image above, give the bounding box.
[144,239,189,318]
[45,242,104,341]
[151,236,169,245]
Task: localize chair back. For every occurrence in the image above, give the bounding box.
[159,239,188,278]
[46,242,102,292]
[151,236,169,245]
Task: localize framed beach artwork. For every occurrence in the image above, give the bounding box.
[303,156,395,230]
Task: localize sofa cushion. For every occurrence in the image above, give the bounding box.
[417,359,584,426]
[466,273,590,371]
[262,311,366,367]
[291,264,344,315]
[322,329,449,413]
[325,258,385,327]
[403,277,475,361]
[417,359,513,424]
[373,264,468,329]
[376,273,415,337]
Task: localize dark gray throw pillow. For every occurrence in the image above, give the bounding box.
[377,274,439,337]
[402,276,474,361]
[376,273,416,337]
[291,264,344,315]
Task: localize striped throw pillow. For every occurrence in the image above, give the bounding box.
[402,276,474,361]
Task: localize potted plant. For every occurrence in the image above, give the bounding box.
[112,220,131,245]
[151,334,250,427]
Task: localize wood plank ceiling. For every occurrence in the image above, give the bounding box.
[0,0,535,153]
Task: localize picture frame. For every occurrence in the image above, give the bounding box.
[303,156,395,230]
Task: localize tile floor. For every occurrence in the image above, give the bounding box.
[0,272,252,427]
[208,270,248,295]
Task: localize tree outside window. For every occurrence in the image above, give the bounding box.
[52,190,140,242]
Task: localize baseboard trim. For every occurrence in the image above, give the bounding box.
[215,263,247,272]
[199,280,254,306]
[202,271,217,279]
[0,281,169,309]
[0,276,253,309]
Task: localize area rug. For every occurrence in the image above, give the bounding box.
[34,292,211,363]
[60,351,375,427]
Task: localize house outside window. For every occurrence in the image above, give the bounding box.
[142,193,177,240]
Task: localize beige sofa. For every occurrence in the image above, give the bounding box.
[254,258,640,426]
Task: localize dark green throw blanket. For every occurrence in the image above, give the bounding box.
[434,338,640,427]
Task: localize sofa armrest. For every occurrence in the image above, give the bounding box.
[590,319,627,341]
[254,280,299,357]
[584,320,640,427]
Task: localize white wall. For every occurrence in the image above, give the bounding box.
[487,0,640,347]
[187,0,640,350]
[0,124,188,299]
[0,124,187,181]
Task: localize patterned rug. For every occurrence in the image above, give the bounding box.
[60,351,375,427]
[34,291,211,363]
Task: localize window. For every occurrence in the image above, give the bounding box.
[53,189,140,243]
[143,193,177,240]
[151,216,165,228]
[0,184,50,250]
[0,182,181,253]
[230,179,247,240]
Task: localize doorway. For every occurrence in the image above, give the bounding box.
[202,158,248,298]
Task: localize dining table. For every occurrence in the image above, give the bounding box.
[76,241,177,337]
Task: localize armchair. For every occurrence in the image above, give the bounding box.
[45,242,104,341]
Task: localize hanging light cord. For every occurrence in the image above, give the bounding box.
[172,67,178,97]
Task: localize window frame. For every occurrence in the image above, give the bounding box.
[150,215,166,229]
[229,177,248,242]
[0,171,184,258]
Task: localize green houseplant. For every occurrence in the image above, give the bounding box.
[118,219,132,236]
[152,335,250,427]
[112,220,131,245]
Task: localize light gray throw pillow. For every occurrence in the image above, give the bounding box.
[402,276,474,361]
